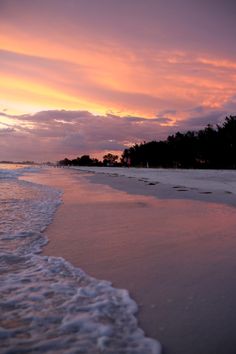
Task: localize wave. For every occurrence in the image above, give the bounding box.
[0,166,161,354]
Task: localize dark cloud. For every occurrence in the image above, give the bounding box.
[1,104,236,161]
[0,127,15,134]
[189,106,206,114]
[179,111,227,131]
[153,117,173,124]
[0,110,176,161]
[158,109,177,116]
[223,95,236,112]
[180,96,236,131]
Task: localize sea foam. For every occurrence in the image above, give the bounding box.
[0,166,161,354]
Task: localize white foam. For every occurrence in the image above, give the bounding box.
[0,165,40,180]
[0,166,161,354]
[1,255,161,353]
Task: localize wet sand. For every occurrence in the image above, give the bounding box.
[23,168,236,354]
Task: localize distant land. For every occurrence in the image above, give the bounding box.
[0,161,35,165]
[0,161,55,166]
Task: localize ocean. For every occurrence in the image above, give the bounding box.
[0,164,160,354]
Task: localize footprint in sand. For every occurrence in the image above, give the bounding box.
[199,191,212,194]
[137,202,148,207]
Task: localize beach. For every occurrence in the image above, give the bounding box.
[23,167,236,354]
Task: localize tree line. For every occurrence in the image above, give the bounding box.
[59,115,236,169]
[121,115,236,169]
[58,153,120,167]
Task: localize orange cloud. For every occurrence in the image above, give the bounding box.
[0,20,236,120]
[198,57,236,70]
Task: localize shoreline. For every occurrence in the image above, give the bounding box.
[23,167,236,354]
[67,166,236,210]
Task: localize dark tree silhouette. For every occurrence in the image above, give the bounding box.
[121,115,236,169]
[58,116,236,169]
[103,153,119,166]
[58,155,102,167]
[58,158,71,166]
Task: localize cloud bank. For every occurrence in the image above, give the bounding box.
[0,107,233,161]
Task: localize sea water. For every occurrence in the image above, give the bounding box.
[0,165,161,354]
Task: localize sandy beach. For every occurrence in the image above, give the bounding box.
[23,167,236,354]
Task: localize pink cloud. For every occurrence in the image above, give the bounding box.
[0,106,234,162]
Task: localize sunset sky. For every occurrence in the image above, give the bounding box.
[0,0,236,161]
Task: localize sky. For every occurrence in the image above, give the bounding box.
[0,0,236,161]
